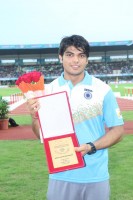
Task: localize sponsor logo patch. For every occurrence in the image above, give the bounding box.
[116,108,122,119]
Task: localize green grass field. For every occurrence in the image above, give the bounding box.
[0,84,133,200]
[0,87,21,96]
[110,83,133,96]
[0,136,133,200]
[5,83,132,123]
[0,83,133,97]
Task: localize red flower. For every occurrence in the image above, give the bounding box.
[16,71,44,94]
[22,73,32,83]
[15,77,22,85]
[15,79,20,85]
[31,71,42,82]
[16,71,42,85]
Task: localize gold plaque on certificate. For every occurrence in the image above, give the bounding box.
[49,137,78,168]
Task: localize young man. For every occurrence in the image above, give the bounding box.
[27,35,124,200]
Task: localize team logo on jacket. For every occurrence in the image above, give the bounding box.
[84,88,92,99]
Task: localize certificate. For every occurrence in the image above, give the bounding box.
[49,137,78,168]
[37,91,85,173]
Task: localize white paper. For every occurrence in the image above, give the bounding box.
[38,92,74,138]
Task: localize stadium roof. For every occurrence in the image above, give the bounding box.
[0,40,133,56]
[0,40,133,49]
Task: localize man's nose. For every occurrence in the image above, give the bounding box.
[73,56,79,63]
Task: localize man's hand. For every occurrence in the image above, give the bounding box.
[27,98,40,119]
[75,144,91,156]
[26,98,40,138]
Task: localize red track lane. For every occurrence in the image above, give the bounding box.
[116,98,133,111]
[0,98,133,140]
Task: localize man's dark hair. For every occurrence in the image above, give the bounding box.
[58,35,90,57]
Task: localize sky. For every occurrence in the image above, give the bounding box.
[0,0,133,45]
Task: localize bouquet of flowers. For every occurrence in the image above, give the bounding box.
[16,71,45,99]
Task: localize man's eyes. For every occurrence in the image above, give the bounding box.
[66,53,73,57]
[65,53,86,57]
[80,54,86,58]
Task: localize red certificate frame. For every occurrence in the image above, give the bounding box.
[37,91,85,173]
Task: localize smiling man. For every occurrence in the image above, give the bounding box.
[27,35,124,200]
[59,46,88,82]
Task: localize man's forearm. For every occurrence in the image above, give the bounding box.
[94,125,124,150]
[75,125,124,156]
[32,118,40,139]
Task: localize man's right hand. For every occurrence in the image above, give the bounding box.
[27,98,40,119]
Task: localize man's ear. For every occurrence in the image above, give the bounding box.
[59,55,63,63]
[86,58,89,65]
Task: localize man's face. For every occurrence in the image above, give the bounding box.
[59,46,88,79]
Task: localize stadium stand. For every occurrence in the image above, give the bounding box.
[0,41,133,85]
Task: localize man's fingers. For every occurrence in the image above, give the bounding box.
[75,144,90,156]
[75,146,84,152]
[27,99,40,116]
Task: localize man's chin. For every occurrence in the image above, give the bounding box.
[70,71,84,76]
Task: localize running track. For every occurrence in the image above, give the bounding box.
[0,98,133,140]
